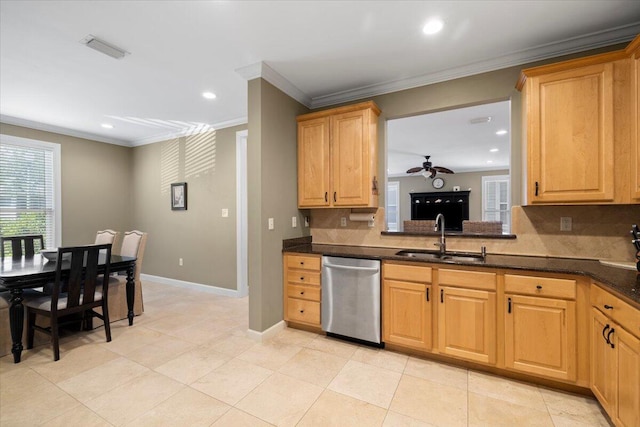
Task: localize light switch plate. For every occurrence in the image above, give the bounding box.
[560,216,572,231]
[340,217,347,227]
[292,216,297,227]
[268,218,274,230]
[221,208,229,217]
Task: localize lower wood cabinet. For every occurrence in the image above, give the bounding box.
[383,262,432,351]
[438,286,496,364]
[504,294,576,381]
[283,253,322,328]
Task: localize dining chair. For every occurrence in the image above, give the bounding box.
[109,230,147,317]
[25,243,113,361]
[0,235,45,259]
[95,229,119,246]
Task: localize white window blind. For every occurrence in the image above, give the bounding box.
[386,181,400,232]
[0,136,61,250]
[482,175,510,234]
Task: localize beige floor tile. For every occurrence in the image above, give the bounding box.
[468,391,554,426]
[236,372,323,427]
[351,347,408,373]
[57,356,150,402]
[84,371,183,426]
[403,356,468,390]
[167,317,241,344]
[205,331,257,357]
[154,346,229,384]
[236,340,302,370]
[98,325,165,356]
[278,348,348,387]
[328,360,402,409]
[549,414,613,427]
[272,327,319,346]
[468,370,547,412]
[143,312,205,335]
[29,343,121,383]
[190,358,273,405]
[539,387,611,426]
[124,334,197,369]
[390,374,467,427]
[298,389,387,426]
[211,408,274,427]
[383,411,436,426]
[42,404,113,427]
[304,335,359,359]
[126,387,230,427]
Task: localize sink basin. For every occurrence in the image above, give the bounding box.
[395,250,485,263]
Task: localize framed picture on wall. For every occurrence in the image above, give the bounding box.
[171,182,187,210]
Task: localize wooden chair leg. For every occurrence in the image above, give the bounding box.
[102,302,111,342]
[26,310,35,349]
[51,316,60,361]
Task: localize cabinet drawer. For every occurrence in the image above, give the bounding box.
[287,254,321,271]
[384,262,432,283]
[505,274,576,300]
[591,284,640,337]
[439,268,496,290]
[287,284,321,302]
[286,298,320,325]
[287,270,320,286]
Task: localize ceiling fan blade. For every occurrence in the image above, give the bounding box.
[406,166,424,174]
[433,166,454,174]
[429,169,437,179]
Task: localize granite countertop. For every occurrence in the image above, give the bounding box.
[283,242,640,308]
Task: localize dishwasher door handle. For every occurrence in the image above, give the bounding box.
[323,263,380,272]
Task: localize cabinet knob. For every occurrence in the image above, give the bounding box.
[604,304,614,310]
[300,261,304,265]
[300,291,304,295]
[299,310,304,314]
[300,276,304,281]
[536,285,542,290]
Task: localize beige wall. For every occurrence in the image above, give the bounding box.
[247,78,310,332]
[130,127,245,289]
[390,169,510,227]
[0,123,132,246]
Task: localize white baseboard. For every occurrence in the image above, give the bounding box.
[246,320,286,343]
[140,274,242,298]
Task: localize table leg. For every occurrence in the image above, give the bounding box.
[126,265,135,326]
[9,289,24,363]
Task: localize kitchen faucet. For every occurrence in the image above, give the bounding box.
[434,213,446,256]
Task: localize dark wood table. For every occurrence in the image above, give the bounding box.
[0,254,137,363]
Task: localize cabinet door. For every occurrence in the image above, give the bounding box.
[527,63,615,203]
[298,117,331,207]
[383,280,432,350]
[591,308,617,414]
[438,287,496,364]
[614,326,640,427]
[331,109,371,206]
[504,294,576,381]
[633,50,640,201]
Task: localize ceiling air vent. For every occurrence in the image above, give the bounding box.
[81,35,129,60]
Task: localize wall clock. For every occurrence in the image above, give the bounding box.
[432,177,445,189]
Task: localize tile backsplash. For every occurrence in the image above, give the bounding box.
[309,205,640,261]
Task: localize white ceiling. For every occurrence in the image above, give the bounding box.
[1,1,639,146]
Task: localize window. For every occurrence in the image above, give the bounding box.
[0,135,61,250]
[482,174,510,234]
[386,181,400,232]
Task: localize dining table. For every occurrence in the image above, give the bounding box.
[0,253,137,363]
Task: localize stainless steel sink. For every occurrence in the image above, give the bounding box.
[395,249,485,263]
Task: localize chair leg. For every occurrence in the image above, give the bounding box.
[51,316,60,361]
[102,302,112,343]
[26,310,36,349]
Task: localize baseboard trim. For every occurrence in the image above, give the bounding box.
[247,320,286,343]
[140,274,241,298]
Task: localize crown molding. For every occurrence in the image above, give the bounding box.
[0,114,131,146]
[310,23,640,108]
[236,61,312,107]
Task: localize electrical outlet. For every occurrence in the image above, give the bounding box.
[340,217,347,227]
[179,258,183,266]
[268,218,274,230]
[292,216,297,227]
[560,217,572,231]
[221,208,228,217]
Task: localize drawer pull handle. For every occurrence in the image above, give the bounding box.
[426,288,429,302]
[606,328,615,349]
[508,297,512,314]
[604,304,613,310]
[325,192,328,203]
[536,285,542,290]
[299,310,304,314]
[440,289,444,303]
[300,261,304,265]
[300,291,304,295]
[602,324,610,343]
[300,277,304,281]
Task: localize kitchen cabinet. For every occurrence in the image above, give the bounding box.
[518,36,639,205]
[382,262,432,351]
[297,101,380,208]
[283,253,322,327]
[504,274,577,381]
[591,284,640,427]
[629,36,640,201]
[437,269,497,364]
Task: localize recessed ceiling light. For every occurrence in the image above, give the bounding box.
[470,116,492,124]
[101,123,114,129]
[487,160,494,164]
[202,92,217,99]
[489,148,499,152]
[422,18,444,35]
[496,129,508,135]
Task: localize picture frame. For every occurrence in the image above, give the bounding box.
[171,182,187,210]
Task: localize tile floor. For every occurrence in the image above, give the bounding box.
[0,281,612,426]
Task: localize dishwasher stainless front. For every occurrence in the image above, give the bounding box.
[321,256,382,346]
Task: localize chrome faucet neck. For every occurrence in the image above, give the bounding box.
[434,214,446,255]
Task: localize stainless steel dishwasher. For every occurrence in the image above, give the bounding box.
[321,256,382,346]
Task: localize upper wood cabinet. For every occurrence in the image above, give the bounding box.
[297,101,380,208]
[518,35,639,205]
[628,36,640,201]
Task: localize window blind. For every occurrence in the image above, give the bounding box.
[0,140,57,250]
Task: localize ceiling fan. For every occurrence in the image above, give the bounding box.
[406,155,455,178]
